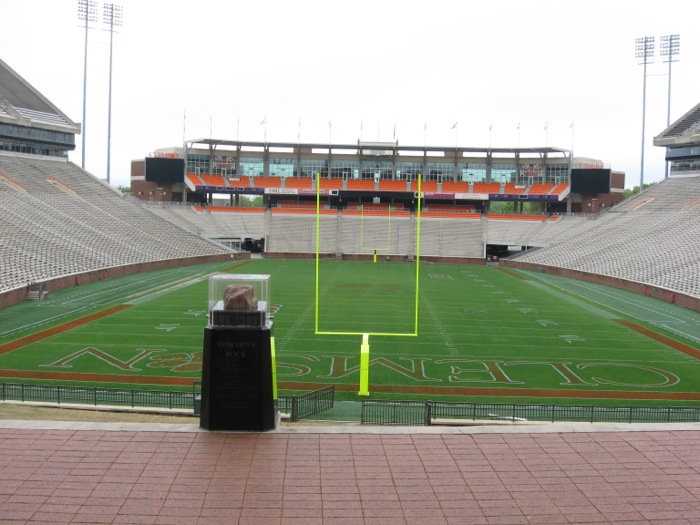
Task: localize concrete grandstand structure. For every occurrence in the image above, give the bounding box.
[654,101,700,176]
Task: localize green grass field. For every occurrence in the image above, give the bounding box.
[1,259,699,405]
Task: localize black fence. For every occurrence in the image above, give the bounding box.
[0,382,196,411]
[361,400,429,426]
[277,385,335,422]
[0,382,335,423]
[6,383,697,426]
[362,400,700,426]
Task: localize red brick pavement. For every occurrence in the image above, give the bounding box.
[1,424,700,524]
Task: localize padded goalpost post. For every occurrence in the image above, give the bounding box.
[314,174,423,395]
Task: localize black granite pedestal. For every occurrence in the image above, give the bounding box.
[199,325,275,431]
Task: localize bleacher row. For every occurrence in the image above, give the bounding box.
[513,177,700,298]
[152,178,700,299]
[187,173,570,196]
[0,154,233,293]
[1,153,698,301]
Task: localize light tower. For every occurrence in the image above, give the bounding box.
[660,34,680,179]
[103,2,123,185]
[635,36,654,191]
[77,0,98,170]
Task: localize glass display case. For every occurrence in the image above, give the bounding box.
[208,274,270,328]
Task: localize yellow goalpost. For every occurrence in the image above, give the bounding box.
[313,174,423,395]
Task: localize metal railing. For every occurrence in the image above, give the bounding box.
[7,383,697,426]
[0,382,195,411]
[277,385,335,422]
[361,400,429,426]
[1,382,335,423]
[362,400,700,426]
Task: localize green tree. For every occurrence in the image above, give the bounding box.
[624,182,656,200]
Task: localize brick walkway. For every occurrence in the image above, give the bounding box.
[1,422,700,524]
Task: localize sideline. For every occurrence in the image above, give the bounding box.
[0,304,131,356]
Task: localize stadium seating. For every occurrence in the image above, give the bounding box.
[419,218,484,257]
[410,180,438,192]
[186,173,204,186]
[200,174,227,187]
[283,177,313,189]
[421,211,481,219]
[317,177,343,190]
[473,182,500,193]
[526,183,554,195]
[512,176,700,298]
[379,179,409,192]
[337,214,414,255]
[228,175,251,187]
[550,183,569,195]
[3,151,698,303]
[502,183,524,195]
[346,179,376,191]
[253,176,281,188]
[208,206,265,213]
[440,181,469,194]
[488,213,548,221]
[0,154,233,294]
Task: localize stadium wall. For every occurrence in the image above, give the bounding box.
[0,253,246,310]
[501,261,700,312]
[264,252,485,265]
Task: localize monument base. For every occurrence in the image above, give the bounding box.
[200,325,276,431]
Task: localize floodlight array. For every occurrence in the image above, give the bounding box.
[103,3,123,27]
[660,34,681,59]
[635,36,655,63]
[77,0,98,22]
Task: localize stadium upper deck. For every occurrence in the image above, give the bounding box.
[132,139,626,214]
[0,58,79,157]
[654,101,700,176]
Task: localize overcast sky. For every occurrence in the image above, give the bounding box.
[2,0,698,189]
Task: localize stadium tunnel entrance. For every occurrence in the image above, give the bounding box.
[486,243,528,259]
[243,237,265,253]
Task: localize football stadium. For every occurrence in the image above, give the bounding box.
[2,53,700,524]
[1,55,699,406]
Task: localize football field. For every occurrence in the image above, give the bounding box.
[1,259,699,405]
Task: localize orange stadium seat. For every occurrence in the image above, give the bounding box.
[343,208,410,217]
[488,213,547,221]
[272,207,337,215]
[284,177,312,189]
[187,173,204,185]
[421,211,481,219]
[527,183,554,195]
[208,206,265,213]
[316,178,343,190]
[201,174,227,187]
[278,200,317,208]
[254,176,281,188]
[551,183,569,195]
[441,181,470,193]
[411,180,438,192]
[473,182,501,193]
[228,175,251,187]
[347,179,376,191]
[379,179,409,192]
[503,183,524,195]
